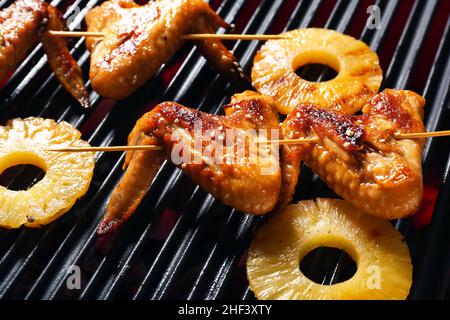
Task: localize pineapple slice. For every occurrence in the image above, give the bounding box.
[247,199,412,300]
[0,118,95,228]
[252,28,382,114]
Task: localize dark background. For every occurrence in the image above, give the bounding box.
[0,0,449,300]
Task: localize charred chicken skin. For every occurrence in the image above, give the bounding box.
[99,91,280,235]
[85,0,249,100]
[0,0,89,108]
[279,89,425,219]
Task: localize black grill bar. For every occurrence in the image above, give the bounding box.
[360,0,399,50]
[382,0,442,232]
[138,193,219,300]
[384,0,438,89]
[421,18,450,168]
[422,17,450,152]
[0,0,449,300]
[410,16,450,298]
[412,155,450,299]
[328,0,360,32]
[0,0,14,8]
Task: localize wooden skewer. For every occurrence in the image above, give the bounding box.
[47,30,288,40]
[269,138,318,145]
[182,34,288,40]
[394,130,450,139]
[46,145,163,152]
[46,138,317,153]
[46,130,450,153]
[48,31,105,38]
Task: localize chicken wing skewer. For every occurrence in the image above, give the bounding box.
[99,91,280,235]
[85,0,249,100]
[279,89,425,219]
[0,0,89,108]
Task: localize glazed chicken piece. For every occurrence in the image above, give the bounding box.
[85,0,249,100]
[279,89,425,219]
[0,0,89,108]
[99,91,280,235]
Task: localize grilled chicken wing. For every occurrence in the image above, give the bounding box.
[0,0,43,80]
[41,5,89,108]
[279,89,425,219]
[99,91,280,235]
[0,0,89,108]
[85,0,249,100]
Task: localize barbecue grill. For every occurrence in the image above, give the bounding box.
[0,0,449,300]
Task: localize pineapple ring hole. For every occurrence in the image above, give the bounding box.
[292,51,340,82]
[299,246,357,285]
[0,151,47,191]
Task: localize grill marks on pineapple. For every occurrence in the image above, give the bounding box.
[247,199,413,300]
[0,118,95,228]
[252,28,382,115]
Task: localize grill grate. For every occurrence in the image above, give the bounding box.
[0,0,449,300]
